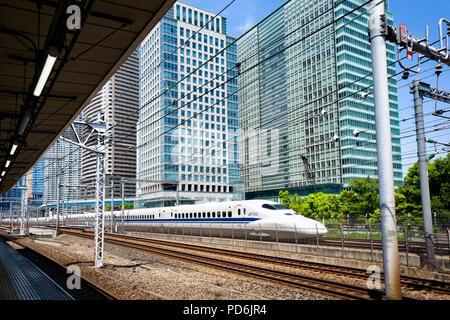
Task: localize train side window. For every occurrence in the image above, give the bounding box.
[244,208,246,215]
[228,211,232,218]
[190,213,193,218]
[212,212,215,218]
[238,209,241,215]
[194,212,197,218]
[217,212,221,218]
[207,212,210,218]
[223,211,226,217]
[202,212,206,218]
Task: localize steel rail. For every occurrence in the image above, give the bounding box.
[60,227,416,300]
[93,230,450,296]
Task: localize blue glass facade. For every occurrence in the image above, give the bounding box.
[31,158,44,207]
[161,16,180,182]
[238,0,402,200]
[0,177,25,210]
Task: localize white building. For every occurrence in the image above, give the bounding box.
[137,2,239,208]
[81,50,139,200]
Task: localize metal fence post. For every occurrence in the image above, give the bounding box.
[231,223,233,245]
[404,225,409,267]
[275,223,279,251]
[294,223,298,253]
[369,224,374,262]
[244,224,247,248]
[316,224,319,254]
[340,223,344,258]
[259,223,263,248]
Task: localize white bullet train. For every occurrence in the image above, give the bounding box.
[16,200,328,240]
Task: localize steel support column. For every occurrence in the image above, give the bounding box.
[369,0,401,299]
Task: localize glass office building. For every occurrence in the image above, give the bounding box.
[137,2,239,207]
[0,178,25,216]
[238,0,402,199]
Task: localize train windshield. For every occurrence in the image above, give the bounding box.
[262,204,290,210]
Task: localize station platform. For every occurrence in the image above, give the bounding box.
[0,238,73,300]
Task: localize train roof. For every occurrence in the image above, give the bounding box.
[78,200,281,216]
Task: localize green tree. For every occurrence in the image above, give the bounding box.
[119,203,135,210]
[338,176,379,223]
[398,154,450,222]
[279,190,343,222]
[279,157,450,225]
[106,203,135,211]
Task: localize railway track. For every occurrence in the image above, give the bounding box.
[105,232,450,296]
[59,227,420,300]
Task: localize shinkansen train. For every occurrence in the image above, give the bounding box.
[8,200,328,240]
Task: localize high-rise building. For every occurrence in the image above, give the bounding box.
[137,2,239,208]
[25,158,44,209]
[238,0,402,199]
[0,177,25,218]
[81,50,139,199]
[43,136,83,215]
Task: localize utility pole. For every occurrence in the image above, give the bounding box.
[121,177,125,232]
[56,174,61,236]
[110,178,114,233]
[410,80,450,270]
[94,135,106,267]
[370,4,450,298]
[59,114,106,268]
[368,0,401,300]
[176,178,180,205]
[411,80,435,270]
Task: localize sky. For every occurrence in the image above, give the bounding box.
[181,0,450,177]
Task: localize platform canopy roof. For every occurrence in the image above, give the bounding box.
[0,0,175,193]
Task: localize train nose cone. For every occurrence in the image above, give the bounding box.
[316,222,328,235]
[295,219,327,236]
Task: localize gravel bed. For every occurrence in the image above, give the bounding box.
[112,236,450,300]
[14,234,332,300]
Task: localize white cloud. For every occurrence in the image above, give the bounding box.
[236,16,255,32]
